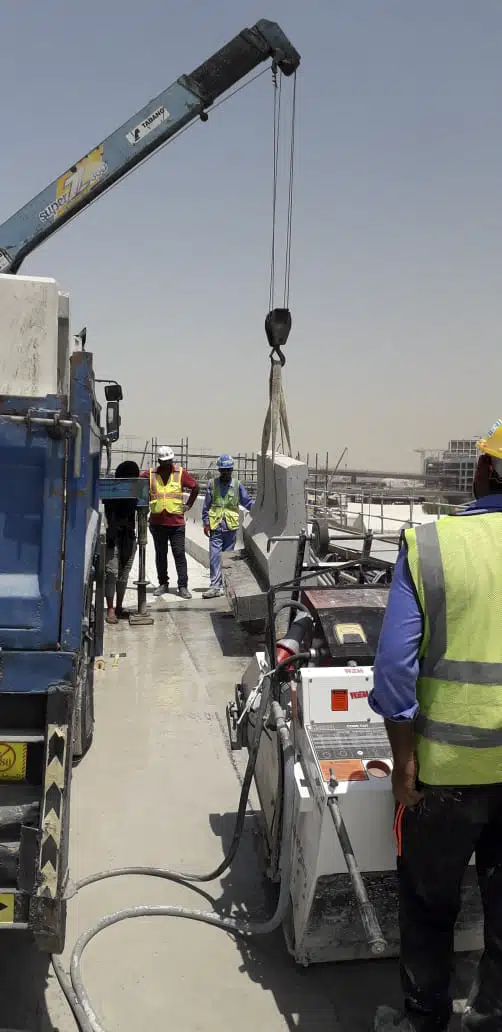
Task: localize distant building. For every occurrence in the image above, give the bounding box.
[422,438,480,495]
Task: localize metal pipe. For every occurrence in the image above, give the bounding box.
[0,413,83,477]
[289,529,308,627]
[135,509,149,616]
[327,795,387,955]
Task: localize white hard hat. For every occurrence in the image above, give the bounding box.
[157,445,175,462]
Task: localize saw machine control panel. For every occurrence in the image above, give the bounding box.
[298,667,393,791]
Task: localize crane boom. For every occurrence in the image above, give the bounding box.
[0,19,300,275]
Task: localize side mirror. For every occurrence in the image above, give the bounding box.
[104,383,123,402]
[106,400,121,442]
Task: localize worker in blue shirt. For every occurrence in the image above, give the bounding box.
[202,454,253,599]
[372,420,502,1032]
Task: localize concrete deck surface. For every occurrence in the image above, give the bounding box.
[0,550,477,1031]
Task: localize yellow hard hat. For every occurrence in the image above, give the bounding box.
[477,419,502,460]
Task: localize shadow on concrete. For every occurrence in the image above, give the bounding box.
[0,933,57,1031]
[206,810,480,1032]
[209,611,257,658]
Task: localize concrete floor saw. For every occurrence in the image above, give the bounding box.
[227,521,484,966]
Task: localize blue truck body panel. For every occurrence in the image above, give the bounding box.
[0,352,103,660]
[0,412,66,649]
[0,651,75,693]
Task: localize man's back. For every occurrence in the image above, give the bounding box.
[407,511,502,668]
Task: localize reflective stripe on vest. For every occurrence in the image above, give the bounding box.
[149,467,184,516]
[405,514,502,784]
[208,477,239,532]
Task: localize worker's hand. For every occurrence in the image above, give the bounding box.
[392,758,423,808]
[203,525,210,537]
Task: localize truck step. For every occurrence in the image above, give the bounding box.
[0,841,19,882]
[0,785,41,829]
[0,784,41,889]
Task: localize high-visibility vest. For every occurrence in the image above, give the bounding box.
[149,467,184,516]
[208,477,240,532]
[405,513,502,786]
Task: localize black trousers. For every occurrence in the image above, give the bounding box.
[396,784,502,1031]
[149,524,188,589]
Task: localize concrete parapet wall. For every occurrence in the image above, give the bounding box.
[184,497,209,567]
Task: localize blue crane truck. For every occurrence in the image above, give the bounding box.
[0,19,299,952]
[0,274,120,951]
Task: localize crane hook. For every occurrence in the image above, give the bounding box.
[265,308,291,366]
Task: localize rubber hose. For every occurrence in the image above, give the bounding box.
[52,693,295,1032]
[273,599,312,621]
[67,707,294,1032]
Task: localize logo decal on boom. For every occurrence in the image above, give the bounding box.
[126,106,170,145]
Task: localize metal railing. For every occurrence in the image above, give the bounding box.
[106,438,470,514]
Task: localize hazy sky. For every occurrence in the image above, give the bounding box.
[2,1,501,470]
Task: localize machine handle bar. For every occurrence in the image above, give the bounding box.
[327,796,387,955]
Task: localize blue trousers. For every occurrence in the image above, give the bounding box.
[209,527,237,587]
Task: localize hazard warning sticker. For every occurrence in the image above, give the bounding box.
[0,894,14,923]
[320,759,368,783]
[0,742,27,781]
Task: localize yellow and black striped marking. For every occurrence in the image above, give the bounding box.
[37,723,67,900]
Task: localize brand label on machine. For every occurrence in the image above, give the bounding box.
[126,106,169,145]
[350,690,369,700]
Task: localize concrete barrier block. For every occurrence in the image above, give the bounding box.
[0,274,67,398]
[184,496,209,567]
[243,452,308,587]
[223,453,308,629]
[222,551,267,626]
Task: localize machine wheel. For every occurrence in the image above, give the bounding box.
[310,518,330,560]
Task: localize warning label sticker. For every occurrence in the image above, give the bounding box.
[0,894,14,923]
[0,742,27,781]
[320,759,368,783]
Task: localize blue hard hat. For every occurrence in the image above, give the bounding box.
[217,454,234,470]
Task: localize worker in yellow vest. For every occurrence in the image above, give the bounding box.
[370,419,502,1032]
[141,445,199,599]
[201,454,253,599]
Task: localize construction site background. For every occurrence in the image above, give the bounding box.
[108,435,471,531]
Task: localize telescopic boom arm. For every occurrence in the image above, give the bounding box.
[0,19,300,275]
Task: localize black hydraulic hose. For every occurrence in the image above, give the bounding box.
[273,599,312,621]
[327,796,387,955]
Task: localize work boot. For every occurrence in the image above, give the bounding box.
[373,1007,416,1032]
[152,584,169,596]
[178,587,192,600]
[202,586,223,599]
